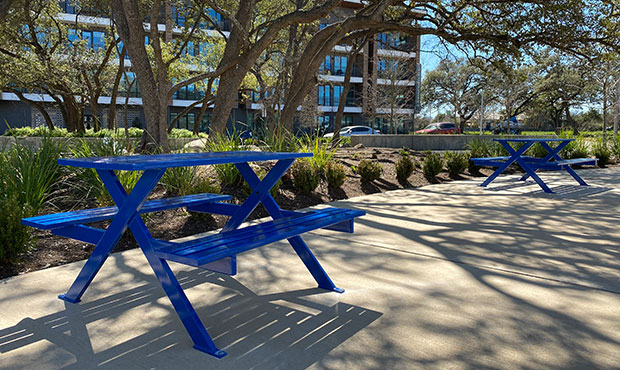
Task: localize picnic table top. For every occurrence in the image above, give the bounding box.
[494,138,573,143]
[57,151,312,171]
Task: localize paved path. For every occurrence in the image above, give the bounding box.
[1,168,619,369]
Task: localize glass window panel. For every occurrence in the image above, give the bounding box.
[187,113,195,131]
[93,31,105,49]
[333,86,343,106]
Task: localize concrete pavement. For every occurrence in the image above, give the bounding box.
[1,168,620,369]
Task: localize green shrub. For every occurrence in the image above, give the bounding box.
[258,127,298,152]
[527,143,551,158]
[444,151,469,177]
[395,155,414,183]
[69,138,139,206]
[592,139,611,167]
[206,132,244,187]
[326,160,347,188]
[562,136,589,159]
[298,134,334,175]
[162,166,220,196]
[169,128,208,138]
[357,159,382,183]
[0,196,34,262]
[2,137,63,213]
[291,159,319,194]
[613,135,620,162]
[467,137,491,174]
[422,151,443,178]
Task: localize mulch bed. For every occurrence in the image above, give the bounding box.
[0,146,535,280]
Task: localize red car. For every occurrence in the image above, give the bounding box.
[415,122,461,134]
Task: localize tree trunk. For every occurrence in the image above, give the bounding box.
[111,0,168,152]
[108,52,125,130]
[602,78,607,141]
[209,0,255,134]
[333,44,362,140]
[565,104,578,135]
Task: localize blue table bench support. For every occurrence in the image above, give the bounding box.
[470,138,598,193]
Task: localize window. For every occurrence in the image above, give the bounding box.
[60,0,77,14]
[199,42,211,56]
[170,112,196,130]
[346,89,356,106]
[184,41,195,56]
[207,9,223,29]
[201,112,212,132]
[92,31,105,49]
[333,55,347,75]
[318,85,330,106]
[171,6,186,27]
[318,115,330,130]
[319,55,331,74]
[120,72,140,98]
[68,29,79,44]
[343,115,353,126]
[333,85,343,107]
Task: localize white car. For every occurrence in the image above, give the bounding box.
[323,126,381,138]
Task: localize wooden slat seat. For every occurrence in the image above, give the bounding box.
[153,207,365,268]
[22,193,232,230]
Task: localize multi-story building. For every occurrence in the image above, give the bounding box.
[0,1,422,135]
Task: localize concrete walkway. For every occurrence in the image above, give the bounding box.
[2,168,620,369]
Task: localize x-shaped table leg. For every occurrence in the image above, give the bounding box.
[61,168,226,358]
[233,160,344,293]
[520,141,588,186]
[481,140,554,193]
[58,169,164,303]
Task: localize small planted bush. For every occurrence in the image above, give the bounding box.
[70,138,139,206]
[291,159,320,194]
[3,137,63,213]
[528,143,550,158]
[298,134,335,176]
[395,155,414,183]
[325,160,347,188]
[444,151,469,177]
[357,159,382,184]
[592,139,611,167]
[422,151,443,178]
[467,138,490,174]
[206,132,244,187]
[162,166,220,196]
[0,196,33,262]
[562,136,589,159]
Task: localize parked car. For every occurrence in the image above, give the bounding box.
[492,117,523,134]
[415,122,461,134]
[323,126,381,138]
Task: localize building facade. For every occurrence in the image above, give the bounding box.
[0,1,422,135]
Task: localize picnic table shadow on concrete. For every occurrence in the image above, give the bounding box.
[0,255,381,370]
[2,167,620,369]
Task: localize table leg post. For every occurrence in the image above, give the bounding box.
[59,170,164,303]
[138,240,226,358]
[287,236,344,293]
[236,162,344,293]
[101,169,227,359]
[564,166,589,186]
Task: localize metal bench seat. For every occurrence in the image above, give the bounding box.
[153,207,364,268]
[22,193,232,230]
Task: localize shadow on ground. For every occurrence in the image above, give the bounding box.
[0,268,380,370]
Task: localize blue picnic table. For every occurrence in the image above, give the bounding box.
[470,138,598,193]
[22,151,365,358]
